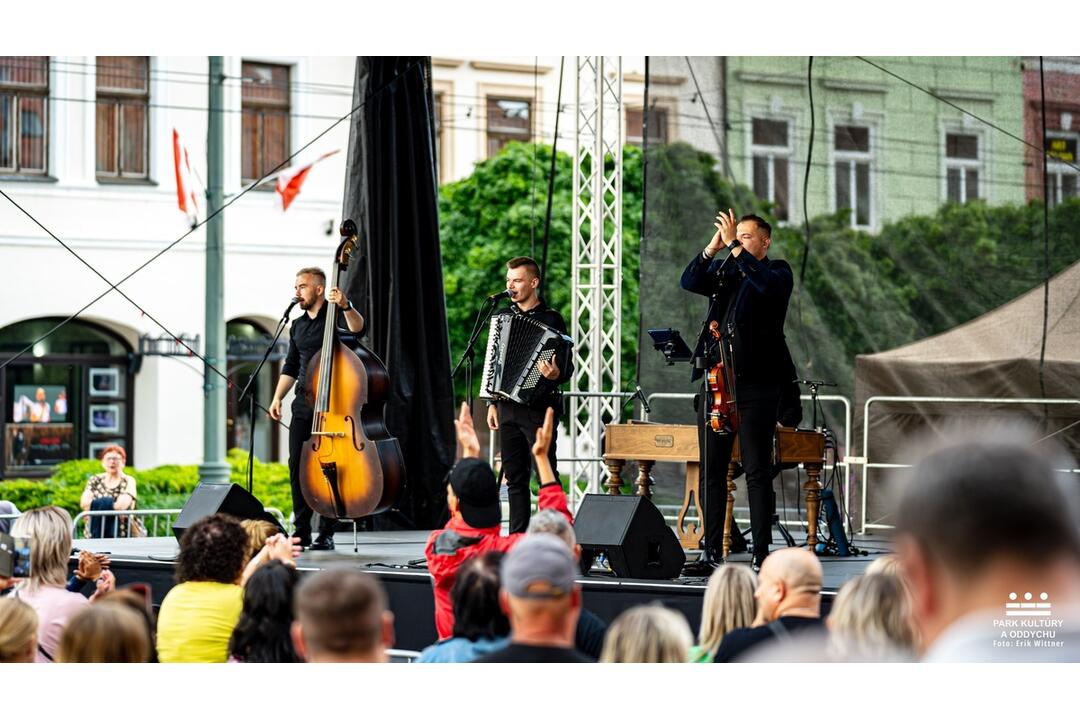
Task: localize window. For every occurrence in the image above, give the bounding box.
[1046,135,1079,207]
[96,56,149,179]
[626,106,669,147]
[945,132,981,203]
[486,96,531,157]
[834,125,872,227]
[433,90,445,180]
[0,56,49,175]
[751,117,790,221]
[242,61,290,183]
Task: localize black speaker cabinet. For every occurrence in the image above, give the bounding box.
[574,494,685,579]
[172,482,282,540]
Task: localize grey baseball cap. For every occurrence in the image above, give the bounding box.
[502,534,577,599]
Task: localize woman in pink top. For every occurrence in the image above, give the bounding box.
[9,507,114,662]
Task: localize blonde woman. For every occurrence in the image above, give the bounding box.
[0,597,38,663]
[10,506,115,662]
[600,604,693,663]
[826,573,916,660]
[691,564,757,662]
[58,603,152,663]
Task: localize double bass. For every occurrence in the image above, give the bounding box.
[298,220,405,519]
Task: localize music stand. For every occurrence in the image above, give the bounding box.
[647,328,693,365]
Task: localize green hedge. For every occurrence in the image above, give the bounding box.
[0,449,293,521]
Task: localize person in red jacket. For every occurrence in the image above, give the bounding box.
[425,402,570,640]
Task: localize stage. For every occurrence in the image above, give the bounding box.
[73,529,894,651]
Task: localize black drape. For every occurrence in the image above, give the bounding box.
[341,57,454,529]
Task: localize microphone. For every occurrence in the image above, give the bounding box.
[487,289,514,302]
[635,384,651,415]
[282,296,301,319]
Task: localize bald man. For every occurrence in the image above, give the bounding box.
[713,548,825,662]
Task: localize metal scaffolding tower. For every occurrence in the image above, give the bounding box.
[568,56,623,510]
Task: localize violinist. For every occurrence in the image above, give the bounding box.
[269,267,365,551]
[680,211,794,571]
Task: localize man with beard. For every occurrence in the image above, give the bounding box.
[269,267,365,551]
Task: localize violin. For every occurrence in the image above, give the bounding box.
[298,220,405,519]
[706,320,738,435]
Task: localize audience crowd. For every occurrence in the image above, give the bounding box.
[2,418,1078,664]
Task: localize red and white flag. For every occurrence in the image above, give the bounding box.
[273,150,339,211]
[172,129,200,227]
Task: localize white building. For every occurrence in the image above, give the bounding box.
[0,56,354,477]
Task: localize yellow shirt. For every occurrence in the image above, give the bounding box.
[156,581,244,663]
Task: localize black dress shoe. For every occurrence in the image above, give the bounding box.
[292,534,312,549]
[310,535,335,551]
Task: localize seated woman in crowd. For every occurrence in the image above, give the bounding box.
[57,602,152,663]
[156,513,298,663]
[229,560,302,663]
[417,551,510,663]
[79,445,140,538]
[241,519,282,561]
[0,597,38,663]
[97,587,159,662]
[691,564,758,662]
[599,604,693,663]
[826,572,916,661]
[9,506,115,662]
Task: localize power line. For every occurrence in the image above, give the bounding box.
[0,60,424,432]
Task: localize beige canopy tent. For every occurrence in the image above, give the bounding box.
[853,259,1080,529]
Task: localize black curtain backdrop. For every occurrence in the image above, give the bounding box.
[341,57,454,529]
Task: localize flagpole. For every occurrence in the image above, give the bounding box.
[199,55,230,485]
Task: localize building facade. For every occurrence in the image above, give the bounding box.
[1022,56,1080,205]
[725,56,1026,231]
[0,56,354,477]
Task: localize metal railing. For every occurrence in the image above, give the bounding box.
[644,392,854,520]
[859,395,1080,534]
[387,648,421,663]
[70,507,288,539]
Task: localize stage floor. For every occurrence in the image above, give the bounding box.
[74,529,893,651]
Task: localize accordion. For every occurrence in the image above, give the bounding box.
[480,313,573,405]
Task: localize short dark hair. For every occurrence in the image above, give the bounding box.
[175,513,250,584]
[296,267,327,287]
[507,256,540,279]
[295,568,386,656]
[895,438,1080,577]
[738,214,772,238]
[450,551,510,641]
[229,560,302,663]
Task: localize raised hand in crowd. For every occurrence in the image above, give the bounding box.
[75,550,111,583]
[455,402,481,459]
[242,532,302,585]
[531,407,557,487]
[89,569,116,601]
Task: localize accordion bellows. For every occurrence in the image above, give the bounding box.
[480,313,573,406]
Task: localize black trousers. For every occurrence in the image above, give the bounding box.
[699,383,779,562]
[288,404,333,540]
[497,401,560,534]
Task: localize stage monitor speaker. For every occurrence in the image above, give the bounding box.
[574,494,685,579]
[172,482,282,540]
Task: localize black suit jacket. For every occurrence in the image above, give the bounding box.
[680,249,794,389]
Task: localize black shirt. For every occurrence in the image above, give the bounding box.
[281,301,359,410]
[574,608,608,660]
[713,615,824,662]
[472,643,594,663]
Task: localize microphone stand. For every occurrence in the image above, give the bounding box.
[452,296,504,411]
[237,300,295,495]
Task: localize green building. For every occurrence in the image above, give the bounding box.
[723,56,1025,230]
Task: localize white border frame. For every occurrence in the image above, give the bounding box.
[88,367,120,397]
[89,404,121,433]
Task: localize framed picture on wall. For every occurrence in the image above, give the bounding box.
[89,405,120,434]
[87,440,124,460]
[89,368,120,397]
